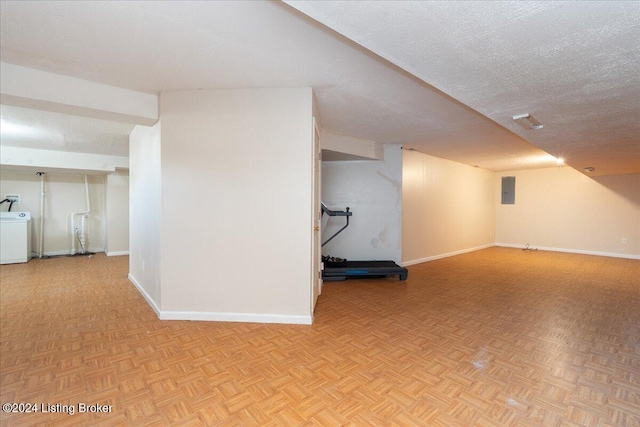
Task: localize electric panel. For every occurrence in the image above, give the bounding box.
[502,176,515,204]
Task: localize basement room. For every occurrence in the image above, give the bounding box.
[1,1,638,426]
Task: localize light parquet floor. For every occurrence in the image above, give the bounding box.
[0,248,639,426]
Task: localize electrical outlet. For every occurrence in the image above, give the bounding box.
[5,194,20,204]
[621,238,628,245]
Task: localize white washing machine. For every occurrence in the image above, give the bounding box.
[0,212,32,264]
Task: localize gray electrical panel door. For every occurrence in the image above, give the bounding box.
[502,176,515,204]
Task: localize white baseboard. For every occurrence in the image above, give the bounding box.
[128,273,161,317]
[159,310,313,325]
[402,244,495,267]
[495,243,640,260]
[106,250,129,257]
[127,273,312,325]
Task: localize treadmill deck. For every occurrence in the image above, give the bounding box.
[323,260,408,281]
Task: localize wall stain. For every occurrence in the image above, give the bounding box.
[377,171,402,206]
[376,171,400,191]
[371,225,389,248]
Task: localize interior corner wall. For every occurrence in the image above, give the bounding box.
[321,144,403,264]
[105,171,130,255]
[402,150,495,265]
[495,167,640,258]
[129,122,162,309]
[159,88,313,323]
[0,170,106,255]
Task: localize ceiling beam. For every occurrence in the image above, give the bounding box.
[321,129,383,161]
[1,62,158,126]
[0,146,128,174]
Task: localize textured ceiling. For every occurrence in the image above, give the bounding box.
[1,1,638,175]
[286,1,640,176]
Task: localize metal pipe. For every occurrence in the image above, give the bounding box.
[37,172,45,258]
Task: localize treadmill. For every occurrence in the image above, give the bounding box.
[321,203,408,282]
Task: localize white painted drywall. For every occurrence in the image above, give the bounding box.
[402,150,495,265]
[129,122,162,307]
[0,170,106,255]
[105,172,129,255]
[0,146,128,173]
[496,167,640,258]
[322,144,403,264]
[159,88,314,322]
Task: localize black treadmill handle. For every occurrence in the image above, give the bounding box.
[321,203,352,217]
[321,203,352,247]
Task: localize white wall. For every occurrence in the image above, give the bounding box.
[159,88,314,323]
[322,144,403,264]
[129,122,162,308]
[0,171,106,255]
[105,172,129,256]
[496,167,640,258]
[402,150,495,265]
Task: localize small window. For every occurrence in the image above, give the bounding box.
[502,176,515,204]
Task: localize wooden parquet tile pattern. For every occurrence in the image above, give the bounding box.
[1,248,639,426]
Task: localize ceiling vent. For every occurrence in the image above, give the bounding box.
[513,113,543,130]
